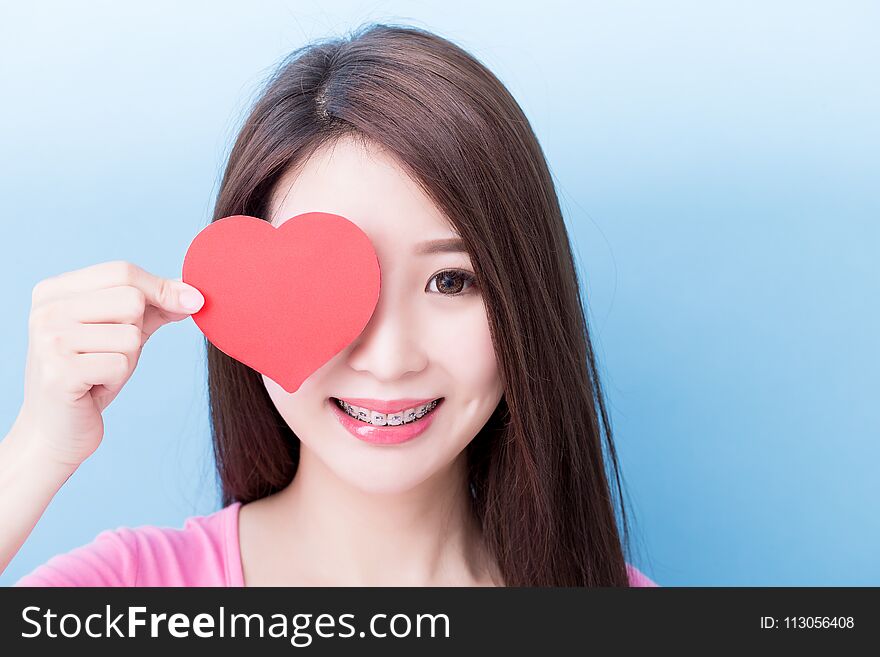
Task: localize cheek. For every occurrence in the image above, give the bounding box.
[261,374,315,433]
[426,302,500,393]
[262,375,293,420]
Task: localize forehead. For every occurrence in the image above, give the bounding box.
[268,136,455,242]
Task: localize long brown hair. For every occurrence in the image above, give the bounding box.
[205,23,636,586]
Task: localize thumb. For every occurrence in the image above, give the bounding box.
[169,277,205,313]
[124,263,205,315]
[141,278,204,339]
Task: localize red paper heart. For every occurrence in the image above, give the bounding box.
[182,212,381,393]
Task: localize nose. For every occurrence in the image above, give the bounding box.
[345,283,428,381]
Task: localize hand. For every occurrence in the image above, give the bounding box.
[10,260,204,468]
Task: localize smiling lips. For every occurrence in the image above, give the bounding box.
[333,397,440,415]
[330,397,444,445]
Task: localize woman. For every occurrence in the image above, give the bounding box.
[2,24,656,587]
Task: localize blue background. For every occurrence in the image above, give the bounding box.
[1,1,877,586]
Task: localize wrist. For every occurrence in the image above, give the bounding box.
[2,421,80,480]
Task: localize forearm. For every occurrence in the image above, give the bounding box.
[0,422,78,576]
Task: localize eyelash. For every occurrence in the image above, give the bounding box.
[426,269,479,297]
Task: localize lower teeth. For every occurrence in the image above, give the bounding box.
[334,398,441,426]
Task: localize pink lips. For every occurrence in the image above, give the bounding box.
[335,397,439,414]
[329,397,444,445]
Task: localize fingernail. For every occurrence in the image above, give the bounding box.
[179,286,204,312]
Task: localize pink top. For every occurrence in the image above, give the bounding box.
[14,501,658,587]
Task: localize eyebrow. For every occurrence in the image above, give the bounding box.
[415,237,468,255]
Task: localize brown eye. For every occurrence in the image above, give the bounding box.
[427,269,478,296]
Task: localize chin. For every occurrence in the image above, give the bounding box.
[326,445,448,495]
[334,463,434,496]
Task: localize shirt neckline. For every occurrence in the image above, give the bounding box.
[222,499,654,586]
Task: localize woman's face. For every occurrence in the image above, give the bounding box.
[263,136,504,495]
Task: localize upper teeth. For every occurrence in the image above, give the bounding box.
[336,399,440,425]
